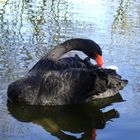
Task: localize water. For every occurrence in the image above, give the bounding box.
[0,0,140,139]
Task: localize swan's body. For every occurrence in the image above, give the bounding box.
[7,39,128,105]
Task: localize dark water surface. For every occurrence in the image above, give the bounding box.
[0,0,140,140]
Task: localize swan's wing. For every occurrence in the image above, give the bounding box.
[37,69,108,105]
[29,55,96,74]
[55,56,94,70]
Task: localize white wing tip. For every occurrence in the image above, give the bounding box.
[105,65,119,71]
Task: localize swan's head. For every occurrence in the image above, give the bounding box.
[82,39,104,68]
[90,44,104,68]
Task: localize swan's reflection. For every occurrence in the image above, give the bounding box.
[7,94,124,140]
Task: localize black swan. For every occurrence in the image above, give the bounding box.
[7,38,128,105]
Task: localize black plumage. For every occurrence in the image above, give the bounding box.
[7,39,128,105]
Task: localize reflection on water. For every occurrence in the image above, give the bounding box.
[111,0,140,46]
[7,94,123,140]
[0,0,73,80]
[112,0,130,34]
[0,0,140,140]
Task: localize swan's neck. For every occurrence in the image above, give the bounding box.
[47,44,73,60]
[46,39,99,60]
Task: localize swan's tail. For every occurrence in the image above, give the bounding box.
[89,69,128,100]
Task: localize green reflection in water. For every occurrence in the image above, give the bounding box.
[112,0,130,35]
[0,0,72,81]
[111,0,140,46]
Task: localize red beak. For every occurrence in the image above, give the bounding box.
[96,54,104,68]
